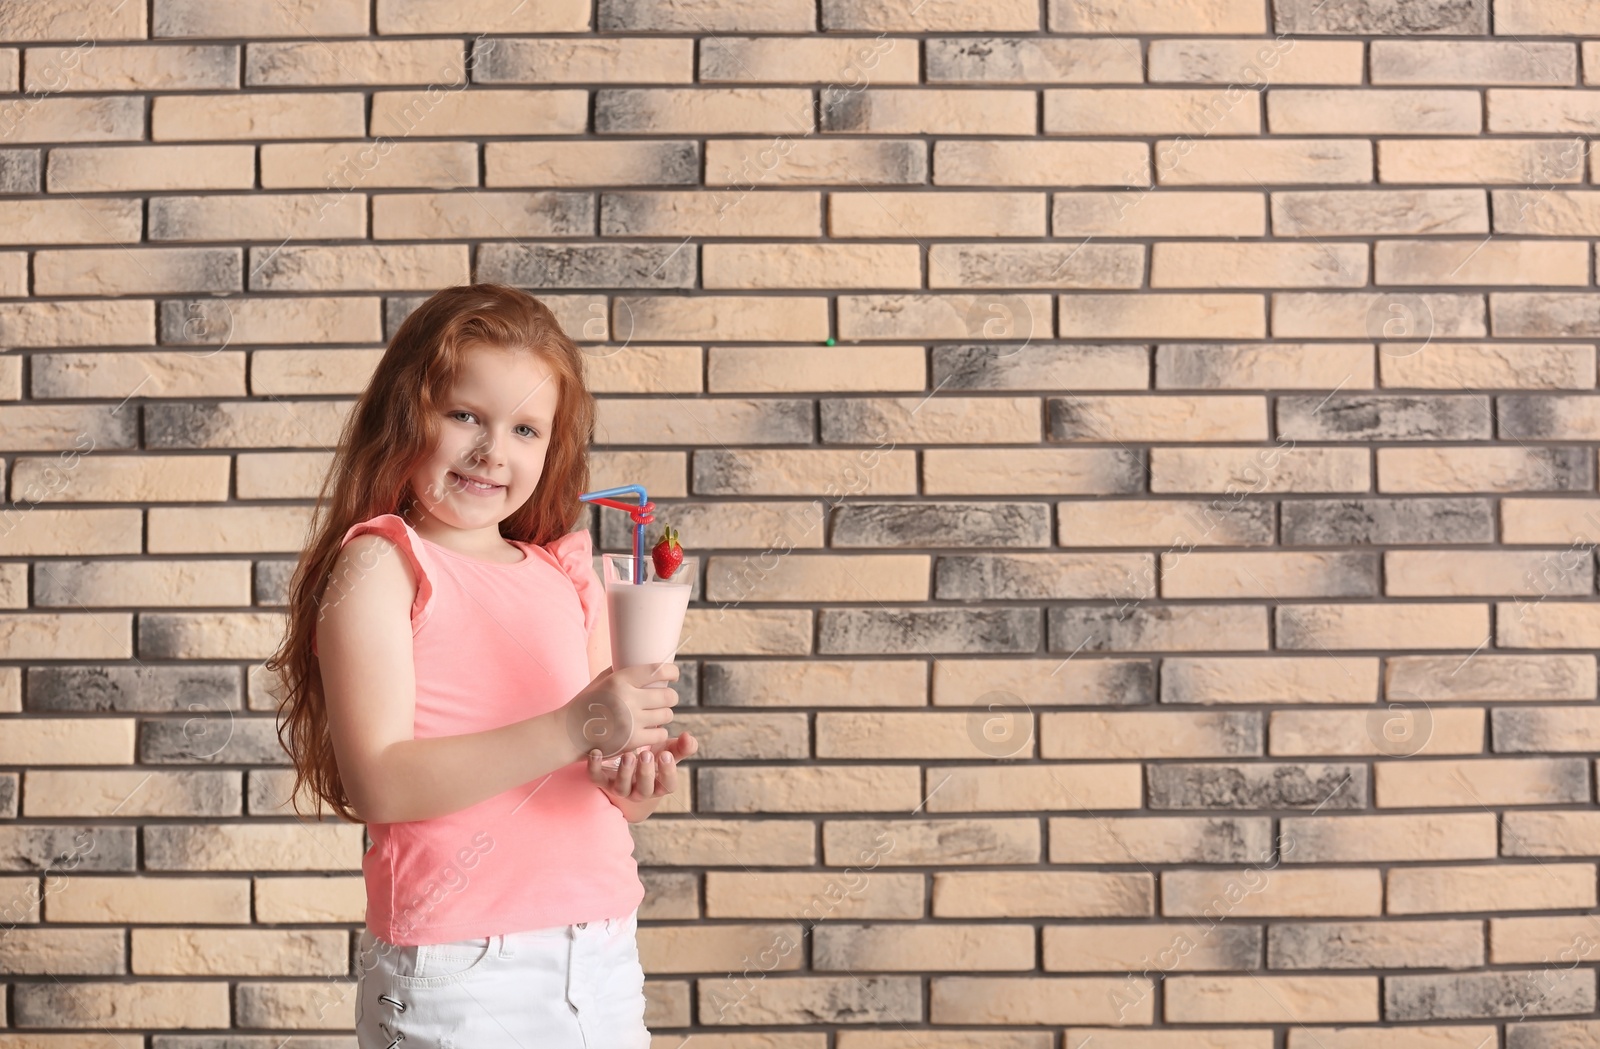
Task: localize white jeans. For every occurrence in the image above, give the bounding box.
[354,909,649,1049]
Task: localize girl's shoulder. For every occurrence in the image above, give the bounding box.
[331,513,434,630]
[537,528,602,637]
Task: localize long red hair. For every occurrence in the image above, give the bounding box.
[264,283,597,821]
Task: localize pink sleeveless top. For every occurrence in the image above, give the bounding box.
[313,513,644,945]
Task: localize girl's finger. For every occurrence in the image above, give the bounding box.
[615,750,636,795]
[635,750,657,799]
[657,752,677,794]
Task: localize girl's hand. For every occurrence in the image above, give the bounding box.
[587,731,698,801]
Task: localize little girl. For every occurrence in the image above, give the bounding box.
[265,282,698,1048]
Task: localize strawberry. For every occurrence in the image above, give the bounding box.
[651,525,684,580]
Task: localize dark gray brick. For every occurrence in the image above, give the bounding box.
[254,559,295,606]
[0,774,15,819]
[0,149,40,194]
[1386,968,1596,1020]
[1491,708,1590,753]
[1507,1019,1600,1049]
[831,502,1052,548]
[1492,293,1600,338]
[384,293,429,341]
[937,353,1155,431]
[1277,395,1492,441]
[0,826,136,872]
[1048,605,1264,654]
[154,1039,355,1049]
[157,298,236,346]
[1148,762,1366,810]
[818,607,1041,654]
[478,242,696,289]
[26,665,240,713]
[138,716,288,765]
[1273,0,1487,34]
[142,403,232,448]
[1268,920,1484,970]
[1280,498,1493,545]
[935,553,1152,600]
[1498,396,1600,442]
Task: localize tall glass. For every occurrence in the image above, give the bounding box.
[596,553,696,770]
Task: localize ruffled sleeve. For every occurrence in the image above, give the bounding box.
[312,514,434,657]
[542,528,603,639]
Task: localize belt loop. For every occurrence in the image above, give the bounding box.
[497,933,512,959]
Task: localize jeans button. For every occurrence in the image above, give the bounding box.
[576,921,588,929]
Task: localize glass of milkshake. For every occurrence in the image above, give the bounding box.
[596,553,697,770]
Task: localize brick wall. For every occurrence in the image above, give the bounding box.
[1,0,1598,1044]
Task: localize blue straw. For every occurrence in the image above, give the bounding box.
[578,484,651,584]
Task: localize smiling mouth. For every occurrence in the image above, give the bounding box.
[448,471,504,492]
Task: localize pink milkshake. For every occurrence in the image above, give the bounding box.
[597,552,696,770]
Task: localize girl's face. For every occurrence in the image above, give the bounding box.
[407,344,560,546]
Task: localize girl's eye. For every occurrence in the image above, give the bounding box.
[516,425,539,438]
[452,412,537,439]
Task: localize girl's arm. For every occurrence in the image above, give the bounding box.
[317,533,592,824]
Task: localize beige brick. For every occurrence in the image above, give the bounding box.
[0,611,132,658]
[707,345,924,392]
[1156,241,1352,287]
[31,352,245,398]
[579,345,701,395]
[1503,499,1600,543]
[166,297,380,345]
[1157,343,1375,389]
[44,876,250,923]
[247,38,461,85]
[1059,294,1266,339]
[1270,708,1484,757]
[1278,604,1489,650]
[638,922,807,974]
[0,927,124,974]
[1493,189,1600,235]
[1271,292,1486,339]
[935,140,1146,190]
[838,292,1050,341]
[1152,447,1369,493]
[932,765,1143,814]
[0,251,22,296]
[706,871,926,919]
[712,244,922,290]
[830,0,1039,30]
[11,981,230,1028]
[931,657,1155,708]
[1049,815,1269,865]
[1161,551,1377,600]
[1500,601,1600,648]
[0,96,143,143]
[1160,138,1372,186]
[24,770,240,817]
[933,871,1152,917]
[0,2,146,40]
[248,243,468,292]
[1271,89,1480,134]
[930,975,1150,1025]
[480,139,694,188]
[704,36,917,84]
[706,138,925,187]
[481,37,692,83]
[254,876,366,923]
[1045,922,1266,976]
[1049,0,1266,32]
[0,300,153,346]
[929,243,1144,289]
[1490,915,1600,964]
[708,553,926,603]
[1375,757,1590,807]
[155,0,367,36]
[598,87,813,134]
[133,928,348,975]
[1042,711,1259,759]
[1379,138,1587,184]
[143,824,364,871]
[923,448,1144,494]
[701,766,919,813]
[1388,864,1597,914]
[823,89,1035,135]
[372,88,587,137]
[825,818,1037,866]
[260,140,477,189]
[1489,88,1600,132]
[1058,499,1270,548]
[1502,810,1600,857]
[830,191,1043,238]
[235,981,355,1029]
[1164,868,1383,918]
[47,145,253,191]
[1169,975,1378,1024]
[0,719,134,764]
[0,876,40,926]
[632,818,814,867]
[377,0,591,33]
[149,193,367,242]
[814,922,1033,971]
[1045,88,1261,135]
[1286,1027,1498,1049]
[1149,39,1362,84]
[1387,550,1591,596]
[1379,343,1595,390]
[1375,239,1588,286]
[0,49,14,91]
[370,191,588,239]
[1281,813,1497,863]
[1273,190,1488,236]
[817,712,1033,760]
[1056,190,1265,236]
[248,350,383,396]
[153,93,365,141]
[1054,395,1267,441]
[27,43,237,91]
[34,247,241,296]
